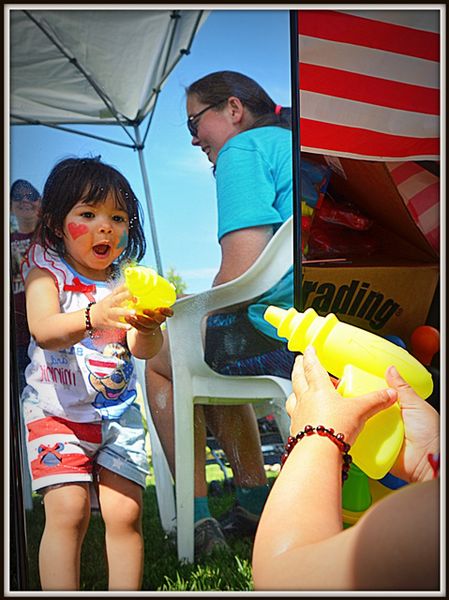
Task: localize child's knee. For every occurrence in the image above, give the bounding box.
[102,494,142,533]
[42,483,91,530]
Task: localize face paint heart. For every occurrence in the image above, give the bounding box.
[67,222,89,240]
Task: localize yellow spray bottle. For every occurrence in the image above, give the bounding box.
[264,306,433,480]
[123,266,177,314]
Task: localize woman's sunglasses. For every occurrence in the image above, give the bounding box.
[12,191,40,203]
[187,99,227,137]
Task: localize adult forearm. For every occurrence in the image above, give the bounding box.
[253,436,344,578]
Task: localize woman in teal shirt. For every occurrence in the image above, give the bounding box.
[146,71,296,558]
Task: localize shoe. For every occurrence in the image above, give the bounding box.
[218,503,260,538]
[194,517,230,560]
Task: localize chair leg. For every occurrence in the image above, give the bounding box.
[134,359,176,534]
[271,397,291,443]
[146,415,176,533]
[174,393,195,563]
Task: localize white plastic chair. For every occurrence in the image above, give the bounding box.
[166,216,294,562]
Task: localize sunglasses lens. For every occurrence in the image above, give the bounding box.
[13,192,38,202]
[187,119,197,137]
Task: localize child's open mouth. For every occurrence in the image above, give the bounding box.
[93,243,111,258]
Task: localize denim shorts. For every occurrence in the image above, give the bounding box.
[204,310,296,379]
[24,403,149,492]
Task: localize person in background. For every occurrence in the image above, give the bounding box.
[10,179,42,392]
[21,157,172,590]
[252,346,440,591]
[146,70,296,559]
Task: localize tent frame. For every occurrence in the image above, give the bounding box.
[11,8,206,276]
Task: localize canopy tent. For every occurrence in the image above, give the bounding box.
[10,8,209,274]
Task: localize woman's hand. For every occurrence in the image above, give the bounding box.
[386,366,440,483]
[89,285,136,330]
[124,306,174,335]
[287,346,397,445]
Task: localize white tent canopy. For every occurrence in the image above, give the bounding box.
[10,8,209,273]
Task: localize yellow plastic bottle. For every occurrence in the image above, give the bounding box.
[124,266,177,314]
[264,306,433,479]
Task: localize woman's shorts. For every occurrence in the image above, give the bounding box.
[204,310,296,379]
[23,403,149,492]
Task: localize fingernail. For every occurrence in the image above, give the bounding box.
[387,365,399,377]
[386,388,397,400]
[305,345,316,356]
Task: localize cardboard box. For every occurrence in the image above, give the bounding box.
[301,155,439,344]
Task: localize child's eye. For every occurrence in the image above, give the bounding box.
[113,215,127,223]
[80,211,95,219]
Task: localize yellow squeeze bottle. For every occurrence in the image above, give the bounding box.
[124,266,177,314]
[264,306,433,479]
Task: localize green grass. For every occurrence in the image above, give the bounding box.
[23,464,278,592]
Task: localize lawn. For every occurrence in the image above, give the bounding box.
[22,462,279,592]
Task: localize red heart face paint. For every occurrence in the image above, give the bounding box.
[67,222,89,240]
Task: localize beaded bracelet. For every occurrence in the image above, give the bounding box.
[84,301,95,339]
[281,425,352,483]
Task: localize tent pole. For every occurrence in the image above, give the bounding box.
[134,125,164,276]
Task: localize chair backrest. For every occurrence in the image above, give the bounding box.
[166,216,293,378]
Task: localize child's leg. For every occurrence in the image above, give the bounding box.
[97,468,144,591]
[39,483,91,590]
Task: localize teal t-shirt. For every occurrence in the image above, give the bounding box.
[215,126,293,339]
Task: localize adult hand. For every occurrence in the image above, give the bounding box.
[286,346,397,446]
[386,366,440,483]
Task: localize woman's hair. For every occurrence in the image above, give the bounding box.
[186,70,291,131]
[35,156,146,264]
[10,179,40,202]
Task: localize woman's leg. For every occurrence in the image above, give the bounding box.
[39,483,91,590]
[205,404,267,488]
[97,468,144,591]
[145,333,208,497]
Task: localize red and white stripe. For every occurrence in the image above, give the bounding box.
[297,10,440,160]
[386,162,440,253]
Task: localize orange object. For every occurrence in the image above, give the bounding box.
[410,325,440,366]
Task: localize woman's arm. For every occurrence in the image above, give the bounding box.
[213,225,273,286]
[253,477,439,591]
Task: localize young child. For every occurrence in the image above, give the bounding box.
[21,156,173,591]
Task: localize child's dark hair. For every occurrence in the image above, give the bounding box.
[36,157,146,264]
[186,70,292,131]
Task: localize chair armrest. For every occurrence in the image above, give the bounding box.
[172,216,293,318]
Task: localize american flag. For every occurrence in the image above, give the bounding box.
[296,9,440,161]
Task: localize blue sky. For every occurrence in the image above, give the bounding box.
[9,9,292,293]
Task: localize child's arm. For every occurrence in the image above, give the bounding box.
[125,307,173,359]
[25,268,135,350]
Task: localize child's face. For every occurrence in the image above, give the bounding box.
[61,193,129,280]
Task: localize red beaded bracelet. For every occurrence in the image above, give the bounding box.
[281,425,352,483]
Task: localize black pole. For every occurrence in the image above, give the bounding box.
[289,10,303,311]
[9,281,29,591]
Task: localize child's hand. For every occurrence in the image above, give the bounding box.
[90,285,136,330]
[124,306,174,335]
